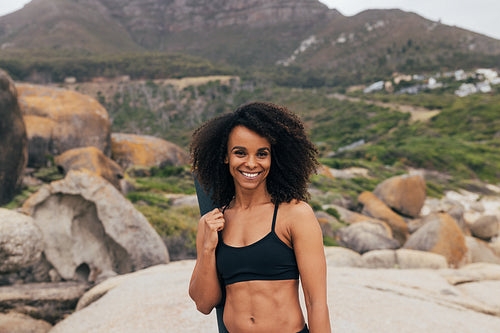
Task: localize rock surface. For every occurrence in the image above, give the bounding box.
[373,174,426,217]
[54,146,124,190]
[324,204,372,224]
[0,69,27,205]
[111,133,188,170]
[359,249,448,269]
[470,215,499,240]
[0,208,43,273]
[465,236,500,265]
[0,312,52,333]
[336,220,399,254]
[21,170,169,282]
[0,282,88,325]
[17,84,111,167]
[99,0,329,33]
[50,252,500,333]
[404,213,467,267]
[358,191,409,245]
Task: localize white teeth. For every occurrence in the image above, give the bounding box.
[242,171,259,178]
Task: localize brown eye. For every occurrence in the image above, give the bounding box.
[257,151,269,158]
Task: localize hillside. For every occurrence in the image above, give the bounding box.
[61,75,500,187]
[0,0,499,84]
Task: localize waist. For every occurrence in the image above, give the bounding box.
[223,280,304,333]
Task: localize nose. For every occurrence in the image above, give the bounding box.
[246,155,257,169]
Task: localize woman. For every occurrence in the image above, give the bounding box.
[189,102,331,333]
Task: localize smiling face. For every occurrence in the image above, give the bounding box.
[226,125,271,193]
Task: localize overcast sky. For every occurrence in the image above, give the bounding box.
[1,0,499,40]
[320,0,500,40]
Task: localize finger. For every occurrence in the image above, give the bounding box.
[208,220,225,231]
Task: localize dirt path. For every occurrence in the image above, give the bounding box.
[328,93,441,122]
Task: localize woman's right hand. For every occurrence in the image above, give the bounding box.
[201,208,225,251]
[190,208,225,313]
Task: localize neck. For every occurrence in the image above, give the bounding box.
[232,187,272,210]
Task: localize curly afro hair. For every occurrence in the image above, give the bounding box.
[190,101,318,207]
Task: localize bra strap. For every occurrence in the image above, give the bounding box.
[271,204,279,231]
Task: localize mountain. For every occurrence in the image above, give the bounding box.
[1,0,499,83]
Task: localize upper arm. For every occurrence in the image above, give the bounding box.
[289,202,328,305]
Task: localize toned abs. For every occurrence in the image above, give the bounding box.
[223,279,305,333]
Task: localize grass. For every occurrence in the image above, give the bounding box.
[4,76,500,260]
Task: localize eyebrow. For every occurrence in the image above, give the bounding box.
[231,146,271,152]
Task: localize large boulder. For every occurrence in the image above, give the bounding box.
[0,312,52,333]
[21,170,169,282]
[0,208,43,273]
[470,215,499,240]
[465,236,500,265]
[421,197,469,234]
[404,213,467,267]
[0,70,27,205]
[324,246,362,268]
[361,249,397,268]
[373,174,426,217]
[17,84,111,167]
[50,263,216,333]
[323,204,372,224]
[315,211,340,238]
[49,260,500,333]
[111,133,188,170]
[358,191,409,245]
[0,282,88,325]
[361,249,448,269]
[396,249,448,269]
[55,146,124,190]
[336,220,400,254]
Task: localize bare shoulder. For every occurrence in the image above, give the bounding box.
[280,199,314,213]
[279,200,317,226]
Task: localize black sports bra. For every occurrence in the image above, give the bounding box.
[215,204,299,286]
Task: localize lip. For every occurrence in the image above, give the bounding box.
[239,170,261,179]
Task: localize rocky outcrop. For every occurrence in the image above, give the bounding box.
[336,220,399,254]
[55,146,124,190]
[49,259,500,333]
[324,204,372,224]
[465,236,500,265]
[0,312,52,333]
[0,209,43,274]
[358,191,409,245]
[360,249,448,269]
[314,210,339,238]
[111,133,188,170]
[21,170,169,282]
[373,174,426,217]
[17,84,111,167]
[470,215,499,240]
[404,213,467,267]
[98,0,329,34]
[324,246,363,267]
[0,281,88,325]
[0,69,27,205]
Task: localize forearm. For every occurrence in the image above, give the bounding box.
[189,248,222,314]
[306,302,331,333]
